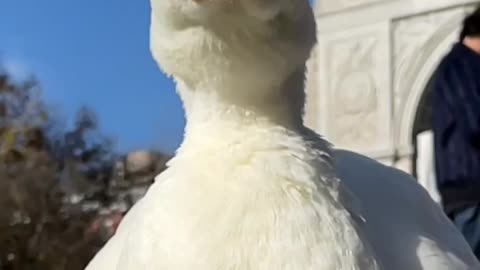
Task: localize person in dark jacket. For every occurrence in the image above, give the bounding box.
[432,6,480,258]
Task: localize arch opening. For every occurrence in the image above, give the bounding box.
[411,76,434,178]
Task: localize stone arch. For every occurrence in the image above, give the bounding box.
[410,76,433,177]
[396,22,462,153]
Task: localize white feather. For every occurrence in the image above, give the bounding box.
[85,0,480,269]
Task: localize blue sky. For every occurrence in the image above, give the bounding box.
[1,0,184,154]
[1,0,314,154]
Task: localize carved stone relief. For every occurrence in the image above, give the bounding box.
[316,0,387,14]
[392,7,465,123]
[307,0,479,172]
[320,25,391,154]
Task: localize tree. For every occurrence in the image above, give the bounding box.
[0,67,115,270]
[0,65,171,269]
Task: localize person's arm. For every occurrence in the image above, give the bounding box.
[438,59,480,145]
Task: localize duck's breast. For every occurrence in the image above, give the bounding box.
[90,145,378,270]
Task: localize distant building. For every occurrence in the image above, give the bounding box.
[85,150,170,240]
[305,0,478,175]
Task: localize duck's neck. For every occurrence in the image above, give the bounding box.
[179,70,306,142]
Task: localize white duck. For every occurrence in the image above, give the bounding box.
[85,0,480,269]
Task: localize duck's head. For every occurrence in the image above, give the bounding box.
[150,0,316,98]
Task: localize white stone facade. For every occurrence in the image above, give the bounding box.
[305,0,479,174]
